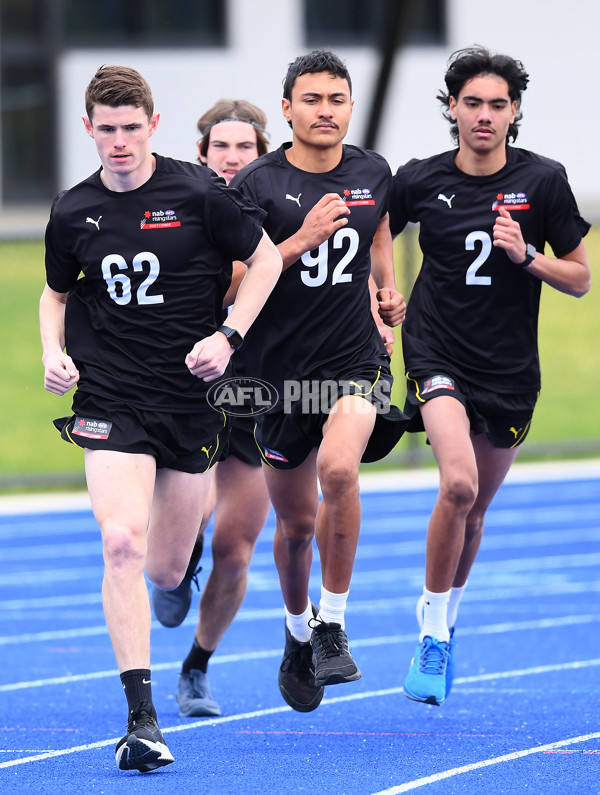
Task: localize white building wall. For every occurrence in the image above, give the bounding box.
[57,0,600,219]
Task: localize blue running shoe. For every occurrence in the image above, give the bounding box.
[404,636,449,706]
[416,594,456,698]
[446,627,456,697]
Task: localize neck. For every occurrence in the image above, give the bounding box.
[100,154,156,192]
[454,145,507,177]
[285,141,343,173]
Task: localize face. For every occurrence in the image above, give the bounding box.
[83,103,159,189]
[199,120,259,183]
[449,74,516,157]
[282,71,353,150]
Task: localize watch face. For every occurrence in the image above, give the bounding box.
[526,243,536,260]
[221,325,243,349]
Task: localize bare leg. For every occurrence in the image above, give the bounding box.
[145,467,212,590]
[85,449,156,672]
[316,395,376,593]
[453,434,520,586]
[420,397,479,593]
[196,456,271,650]
[265,450,319,615]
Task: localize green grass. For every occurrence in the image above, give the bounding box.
[1,232,599,488]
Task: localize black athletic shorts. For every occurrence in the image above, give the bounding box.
[226,415,262,467]
[255,364,408,470]
[53,392,230,473]
[404,371,539,449]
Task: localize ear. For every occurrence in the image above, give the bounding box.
[148,112,160,136]
[82,116,94,138]
[510,99,517,124]
[448,96,457,121]
[281,97,292,126]
[198,143,207,165]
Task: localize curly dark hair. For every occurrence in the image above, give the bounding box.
[437,45,529,144]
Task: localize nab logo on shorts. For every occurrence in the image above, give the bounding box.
[72,417,112,439]
[207,377,278,417]
[422,375,455,395]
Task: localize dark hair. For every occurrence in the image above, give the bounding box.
[196,98,269,163]
[282,49,352,100]
[85,65,154,120]
[437,45,529,143]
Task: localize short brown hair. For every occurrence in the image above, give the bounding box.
[197,99,269,162]
[85,65,154,120]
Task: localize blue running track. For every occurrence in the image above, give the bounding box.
[1,461,599,794]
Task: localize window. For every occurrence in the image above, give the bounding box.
[63,0,225,46]
[305,0,445,47]
[0,0,56,201]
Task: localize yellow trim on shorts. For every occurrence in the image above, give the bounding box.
[405,371,424,403]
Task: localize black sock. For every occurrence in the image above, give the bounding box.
[181,639,214,674]
[120,668,155,716]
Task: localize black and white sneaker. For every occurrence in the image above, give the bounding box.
[310,618,361,686]
[152,535,204,628]
[115,702,174,773]
[278,605,324,712]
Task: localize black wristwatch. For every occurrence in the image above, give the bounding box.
[217,324,244,351]
[517,242,536,268]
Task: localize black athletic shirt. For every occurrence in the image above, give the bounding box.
[45,153,265,412]
[389,147,590,392]
[230,143,391,402]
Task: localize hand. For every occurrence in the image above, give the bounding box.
[377,288,406,328]
[297,193,350,251]
[377,325,395,355]
[493,206,527,264]
[43,353,79,396]
[186,331,233,382]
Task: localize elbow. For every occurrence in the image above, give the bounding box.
[573,273,592,298]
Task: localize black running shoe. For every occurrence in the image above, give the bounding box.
[152,535,204,628]
[310,618,361,686]
[278,605,324,712]
[115,702,174,773]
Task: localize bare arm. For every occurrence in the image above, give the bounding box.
[370,213,406,328]
[39,284,80,395]
[277,193,350,270]
[493,206,591,297]
[186,229,282,381]
[223,260,247,308]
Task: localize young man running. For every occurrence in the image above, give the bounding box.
[152,99,273,718]
[40,66,281,771]
[231,50,407,712]
[389,45,591,706]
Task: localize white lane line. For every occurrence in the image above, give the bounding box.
[2,617,599,692]
[2,668,600,770]
[370,732,600,794]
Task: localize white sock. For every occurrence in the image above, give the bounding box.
[317,586,349,629]
[420,587,450,643]
[447,583,467,630]
[285,600,313,643]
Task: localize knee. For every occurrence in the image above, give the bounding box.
[274,511,315,549]
[317,455,359,502]
[211,536,253,578]
[101,521,146,575]
[439,472,478,515]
